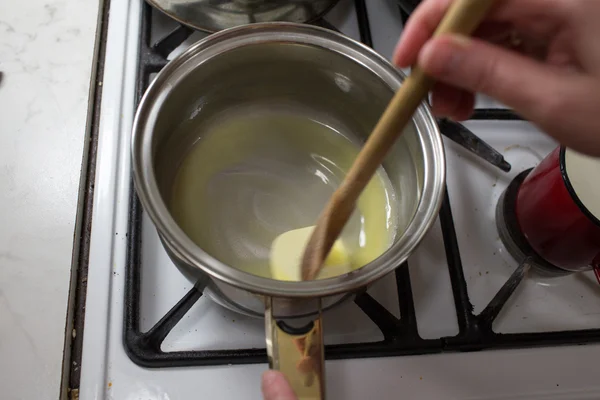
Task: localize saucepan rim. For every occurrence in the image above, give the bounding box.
[131,22,446,298]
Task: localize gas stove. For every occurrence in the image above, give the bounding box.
[75,1,600,399]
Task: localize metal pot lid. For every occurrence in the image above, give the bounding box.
[146,0,341,33]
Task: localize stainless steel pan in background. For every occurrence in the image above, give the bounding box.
[146,0,342,32]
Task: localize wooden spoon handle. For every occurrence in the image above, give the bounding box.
[302,0,499,281]
[341,0,498,200]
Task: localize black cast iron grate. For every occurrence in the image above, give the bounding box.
[124,0,600,368]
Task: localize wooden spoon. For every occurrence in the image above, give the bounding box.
[301,0,499,281]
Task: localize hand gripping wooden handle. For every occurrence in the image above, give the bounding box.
[302,0,499,281]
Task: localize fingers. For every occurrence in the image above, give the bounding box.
[394,0,452,67]
[430,82,474,121]
[391,0,600,156]
[417,34,570,121]
[417,33,600,155]
[393,0,570,67]
[262,371,298,400]
[486,0,570,23]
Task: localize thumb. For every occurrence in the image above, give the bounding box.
[261,370,298,400]
[417,34,570,123]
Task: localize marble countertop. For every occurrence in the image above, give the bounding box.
[0,1,99,399]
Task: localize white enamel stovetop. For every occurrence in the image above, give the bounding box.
[79,0,600,399]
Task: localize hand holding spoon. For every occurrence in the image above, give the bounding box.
[300,0,499,281]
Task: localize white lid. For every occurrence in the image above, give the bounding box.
[564,147,600,221]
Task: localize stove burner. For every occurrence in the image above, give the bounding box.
[496,169,573,277]
[107,0,600,375]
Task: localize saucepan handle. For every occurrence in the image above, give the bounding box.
[264,297,326,400]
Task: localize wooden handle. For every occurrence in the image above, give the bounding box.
[301,0,499,281]
[342,0,498,199]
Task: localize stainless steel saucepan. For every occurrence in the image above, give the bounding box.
[132,23,445,399]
